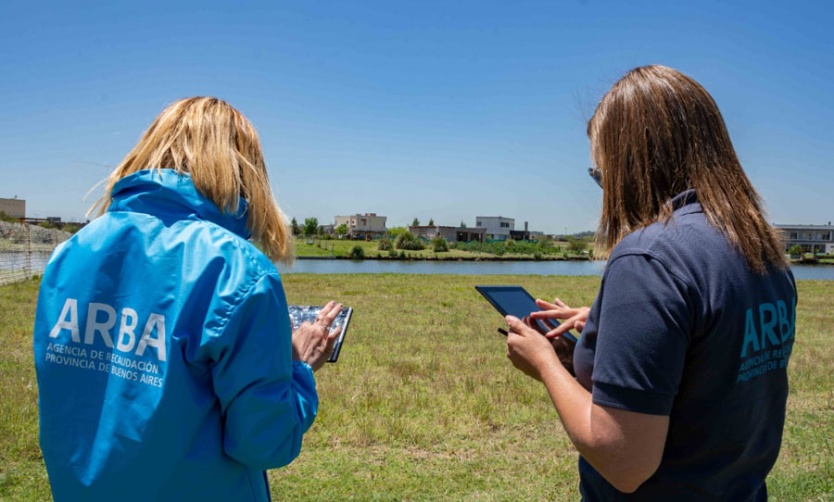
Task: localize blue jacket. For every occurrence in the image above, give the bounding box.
[34,169,318,501]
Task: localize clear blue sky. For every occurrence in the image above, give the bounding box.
[2,0,832,234]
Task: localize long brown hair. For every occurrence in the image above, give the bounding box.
[91,97,293,264]
[588,65,786,273]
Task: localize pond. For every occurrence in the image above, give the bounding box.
[277,258,834,281]
[4,252,833,281]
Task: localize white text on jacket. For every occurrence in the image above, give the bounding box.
[49,298,167,362]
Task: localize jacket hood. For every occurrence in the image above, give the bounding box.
[108,169,251,239]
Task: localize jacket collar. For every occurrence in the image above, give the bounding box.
[108,169,251,239]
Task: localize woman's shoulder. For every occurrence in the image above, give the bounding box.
[177,218,279,282]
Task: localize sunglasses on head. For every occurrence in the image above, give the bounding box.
[588,166,602,188]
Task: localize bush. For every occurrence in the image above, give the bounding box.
[387,227,409,240]
[378,238,393,251]
[395,232,425,251]
[431,236,448,252]
[349,245,365,260]
[567,237,588,255]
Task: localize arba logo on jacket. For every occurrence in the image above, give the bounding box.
[48,298,167,362]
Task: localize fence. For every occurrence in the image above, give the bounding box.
[0,221,71,286]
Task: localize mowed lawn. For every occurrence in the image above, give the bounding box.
[1,275,832,501]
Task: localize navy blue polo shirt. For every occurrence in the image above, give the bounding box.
[573,190,797,501]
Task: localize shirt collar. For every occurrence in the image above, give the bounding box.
[668,189,701,215]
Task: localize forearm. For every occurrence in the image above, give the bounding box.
[538,360,594,453]
[538,362,666,493]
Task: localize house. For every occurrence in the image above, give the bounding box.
[475,216,514,241]
[509,221,544,241]
[408,225,486,244]
[0,197,25,219]
[777,224,834,254]
[334,213,387,239]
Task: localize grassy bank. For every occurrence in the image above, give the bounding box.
[294,239,589,261]
[1,276,832,500]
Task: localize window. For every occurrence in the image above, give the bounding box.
[476,221,482,226]
[500,222,510,228]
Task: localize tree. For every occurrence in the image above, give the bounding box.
[303,217,319,238]
[460,221,467,228]
[412,218,420,226]
[336,223,349,239]
[291,217,301,237]
[428,218,434,226]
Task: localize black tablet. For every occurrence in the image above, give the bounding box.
[475,285,577,343]
[288,305,353,363]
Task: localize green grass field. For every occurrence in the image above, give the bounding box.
[1,276,832,501]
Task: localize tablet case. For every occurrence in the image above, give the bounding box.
[288,305,353,362]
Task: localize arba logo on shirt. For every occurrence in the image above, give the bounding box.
[48,298,167,362]
[740,298,796,359]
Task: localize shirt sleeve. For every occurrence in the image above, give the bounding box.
[590,252,693,416]
[208,273,319,471]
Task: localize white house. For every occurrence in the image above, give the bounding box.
[777,224,834,254]
[475,216,514,241]
[334,213,387,239]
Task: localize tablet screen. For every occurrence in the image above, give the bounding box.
[475,285,577,342]
[288,305,353,363]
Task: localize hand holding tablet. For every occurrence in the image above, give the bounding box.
[476,285,579,376]
[288,304,353,363]
[475,285,578,343]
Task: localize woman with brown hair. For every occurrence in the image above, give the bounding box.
[505,66,797,500]
[34,97,343,501]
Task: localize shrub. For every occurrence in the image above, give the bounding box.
[386,227,409,240]
[349,245,365,260]
[395,232,425,251]
[378,238,393,251]
[431,236,448,252]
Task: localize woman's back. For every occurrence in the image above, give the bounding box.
[574,190,797,500]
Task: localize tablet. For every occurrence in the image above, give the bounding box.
[475,285,577,343]
[288,305,353,363]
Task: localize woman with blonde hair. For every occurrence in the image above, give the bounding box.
[505,66,796,500]
[34,97,342,501]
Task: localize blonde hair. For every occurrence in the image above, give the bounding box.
[588,65,786,273]
[91,97,294,264]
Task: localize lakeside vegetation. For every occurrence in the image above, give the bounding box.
[293,236,834,266]
[293,236,593,261]
[2,276,832,500]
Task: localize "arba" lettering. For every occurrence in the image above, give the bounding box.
[48,298,167,362]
